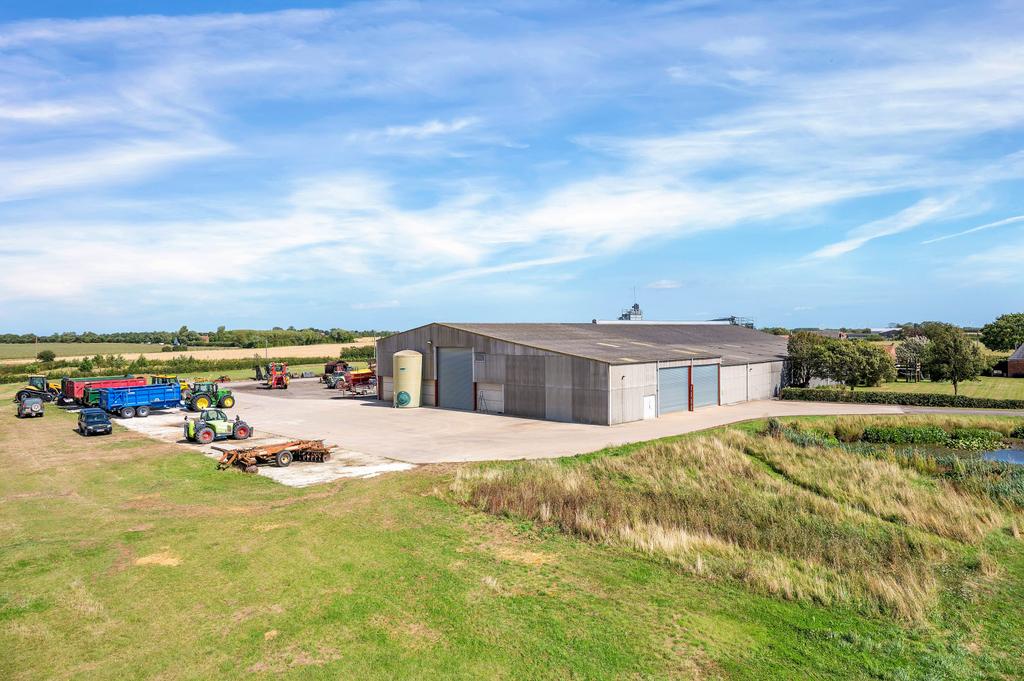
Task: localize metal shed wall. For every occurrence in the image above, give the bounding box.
[721,361,786,404]
[609,363,658,425]
[377,324,609,425]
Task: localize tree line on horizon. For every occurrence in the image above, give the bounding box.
[760,313,1024,353]
[0,325,397,348]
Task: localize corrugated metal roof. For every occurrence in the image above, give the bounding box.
[437,322,788,365]
[1011,344,1024,361]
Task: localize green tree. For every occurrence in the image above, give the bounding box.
[78,358,94,372]
[823,341,863,391]
[787,332,831,387]
[36,350,56,363]
[980,313,1024,351]
[923,326,986,395]
[856,342,896,387]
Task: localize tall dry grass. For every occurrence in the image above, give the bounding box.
[451,429,1011,621]
[743,436,1004,542]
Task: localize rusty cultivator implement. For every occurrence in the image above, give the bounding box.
[215,439,333,472]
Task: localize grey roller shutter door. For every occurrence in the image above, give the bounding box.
[692,364,719,408]
[658,366,690,415]
[438,348,474,411]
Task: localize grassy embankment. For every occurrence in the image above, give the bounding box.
[2,393,1023,679]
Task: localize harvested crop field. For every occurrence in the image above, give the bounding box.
[0,339,376,365]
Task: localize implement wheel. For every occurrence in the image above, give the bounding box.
[136,406,151,417]
[219,395,235,408]
[274,450,292,467]
[120,407,135,419]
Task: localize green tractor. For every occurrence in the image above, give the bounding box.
[183,409,253,445]
[186,382,235,411]
[14,375,60,403]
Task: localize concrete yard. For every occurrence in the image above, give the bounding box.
[86,378,1024,481]
[113,392,415,487]
[197,378,908,464]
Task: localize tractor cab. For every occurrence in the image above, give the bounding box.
[184,409,252,443]
[185,382,235,411]
[15,375,59,403]
[201,409,229,423]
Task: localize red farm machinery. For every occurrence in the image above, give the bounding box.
[265,362,289,390]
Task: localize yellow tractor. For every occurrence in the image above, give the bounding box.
[15,375,60,403]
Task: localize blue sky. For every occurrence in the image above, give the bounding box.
[1,1,1022,333]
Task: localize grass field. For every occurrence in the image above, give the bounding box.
[2,394,1022,678]
[866,376,1024,400]
[0,340,376,365]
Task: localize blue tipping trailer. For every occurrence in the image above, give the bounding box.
[98,383,183,418]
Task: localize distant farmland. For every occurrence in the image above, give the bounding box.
[0,339,377,364]
[0,342,160,360]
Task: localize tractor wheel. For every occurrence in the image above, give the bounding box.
[120,407,135,419]
[274,450,292,467]
[136,406,151,417]
[219,395,235,408]
[192,395,211,410]
[233,424,251,440]
[196,428,215,445]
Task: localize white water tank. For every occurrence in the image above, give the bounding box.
[392,350,422,408]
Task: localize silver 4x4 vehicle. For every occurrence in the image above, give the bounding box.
[17,397,44,418]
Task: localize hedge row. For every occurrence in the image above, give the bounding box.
[781,387,1024,410]
[862,425,948,445]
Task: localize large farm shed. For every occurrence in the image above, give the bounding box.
[376,323,790,425]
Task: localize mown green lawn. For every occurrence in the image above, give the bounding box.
[2,389,1022,679]
[866,376,1024,400]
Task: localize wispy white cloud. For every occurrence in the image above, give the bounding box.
[647,279,682,289]
[0,137,230,201]
[383,117,479,140]
[922,214,1024,244]
[808,197,958,259]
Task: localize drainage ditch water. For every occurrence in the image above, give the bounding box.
[983,449,1024,465]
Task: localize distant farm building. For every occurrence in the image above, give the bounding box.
[1010,344,1024,378]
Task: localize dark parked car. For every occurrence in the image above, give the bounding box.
[78,408,112,436]
[17,397,44,418]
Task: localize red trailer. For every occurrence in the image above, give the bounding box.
[60,376,146,404]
